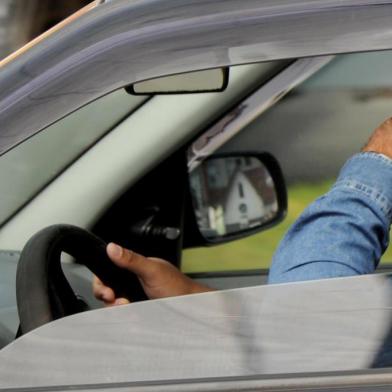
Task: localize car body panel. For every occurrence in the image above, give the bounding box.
[1,0,392,390]
[0,273,391,388]
[1,1,392,155]
[6,372,392,392]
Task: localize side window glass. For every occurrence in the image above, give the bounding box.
[182,51,392,273]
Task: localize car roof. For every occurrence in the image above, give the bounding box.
[1,0,392,155]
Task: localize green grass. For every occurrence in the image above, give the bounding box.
[182,180,392,273]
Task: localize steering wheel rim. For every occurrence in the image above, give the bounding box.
[16,224,147,335]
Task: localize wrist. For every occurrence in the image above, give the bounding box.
[188,280,214,294]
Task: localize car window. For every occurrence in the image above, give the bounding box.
[182,50,392,273]
[0,90,146,226]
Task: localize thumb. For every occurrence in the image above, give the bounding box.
[106,243,156,281]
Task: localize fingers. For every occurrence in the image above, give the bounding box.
[106,243,157,281]
[95,243,152,306]
[93,276,130,306]
[105,297,130,307]
[112,298,130,306]
[105,243,213,300]
[92,276,115,303]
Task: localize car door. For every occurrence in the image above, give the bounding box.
[2,273,392,390]
[2,0,392,390]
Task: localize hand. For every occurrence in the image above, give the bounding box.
[93,243,213,306]
[362,117,392,159]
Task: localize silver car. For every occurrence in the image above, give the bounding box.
[1,0,392,390]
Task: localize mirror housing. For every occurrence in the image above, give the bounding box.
[186,152,287,246]
[126,68,229,95]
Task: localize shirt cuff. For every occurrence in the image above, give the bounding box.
[334,152,392,221]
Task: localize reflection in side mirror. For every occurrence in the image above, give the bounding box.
[189,153,287,243]
[126,68,229,95]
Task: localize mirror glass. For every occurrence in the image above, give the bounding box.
[190,156,279,240]
[128,68,228,94]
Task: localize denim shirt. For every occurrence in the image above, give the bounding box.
[268,152,392,284]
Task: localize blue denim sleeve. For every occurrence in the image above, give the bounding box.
[268,152,392,284]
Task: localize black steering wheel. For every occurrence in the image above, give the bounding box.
[16,224,147,335]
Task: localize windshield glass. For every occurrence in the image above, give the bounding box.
[0,90,146,226]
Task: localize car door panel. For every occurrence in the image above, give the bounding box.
[3,0,392,390]
[11,371,392,392]
[1,273,392,388]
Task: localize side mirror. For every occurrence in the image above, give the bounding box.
[188,153,287,245]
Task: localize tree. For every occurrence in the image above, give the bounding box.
[0,0,89,59]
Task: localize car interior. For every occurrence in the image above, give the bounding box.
[2,47,392,349]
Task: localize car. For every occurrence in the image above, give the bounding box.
[1,0,392,390]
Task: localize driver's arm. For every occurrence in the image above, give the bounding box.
[268,118,392,283]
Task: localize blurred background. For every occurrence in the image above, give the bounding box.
[0,0,88,59]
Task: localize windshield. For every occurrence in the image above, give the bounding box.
[0,90,146,226]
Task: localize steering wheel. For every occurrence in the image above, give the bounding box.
[16,224,147,335]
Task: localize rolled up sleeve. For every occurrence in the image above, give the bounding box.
[268,152,392,284]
